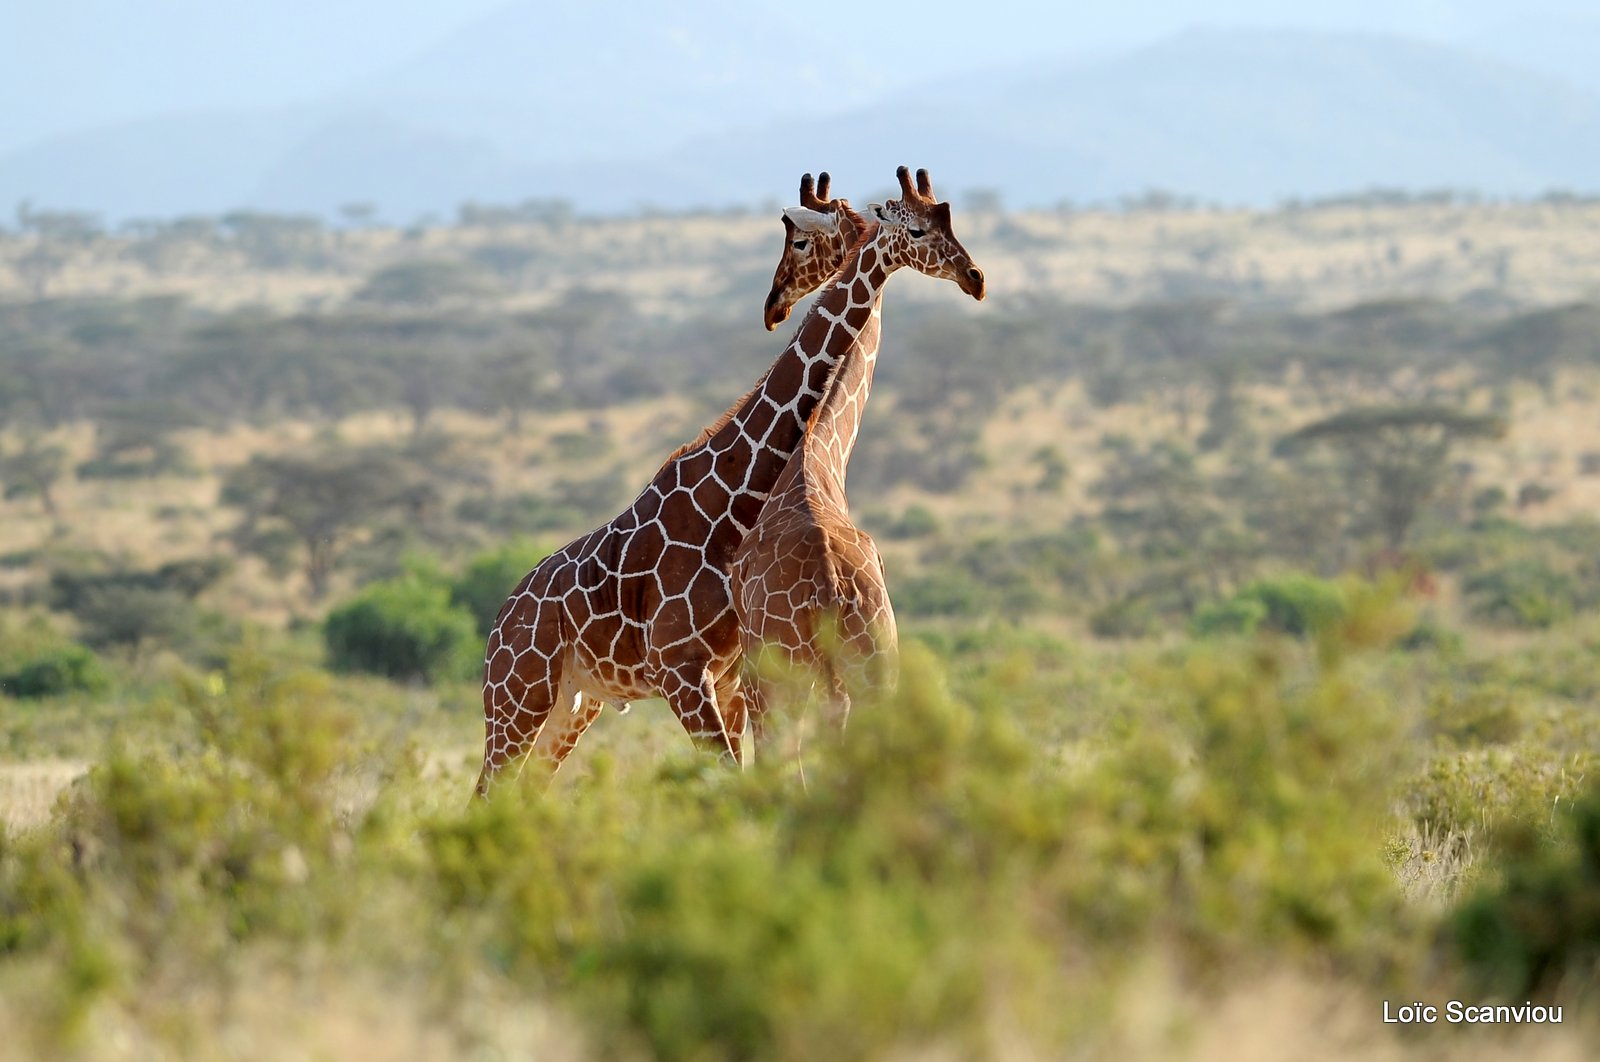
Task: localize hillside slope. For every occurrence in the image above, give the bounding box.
[5,28,1600,218]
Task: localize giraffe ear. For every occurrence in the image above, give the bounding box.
[781,206,838,234]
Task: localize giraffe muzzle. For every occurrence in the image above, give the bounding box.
[763,287,792,331]
[960,265,987,300]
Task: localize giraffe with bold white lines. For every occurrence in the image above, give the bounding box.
[735,166,984,748]
[475,165,984,795]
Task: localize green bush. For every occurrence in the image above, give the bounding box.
[1193,575,1351,640]
[1424,688,1524,748]
[896,568,990,618]
[0,649,371,1047]
[1190,595,1268,638]
[1089,597,1156,638]
[450,538,552,635]
[1396,611,1464,654]
[0,615,112,700]
[881,503,941,540]
[1192,574,1346,640]
[0,644,108,699]
[47,557,233,658]
[1453,782,1600,999]
[1464,559,1574,629]
[1243,573,1345,636]
[324,577,477,683]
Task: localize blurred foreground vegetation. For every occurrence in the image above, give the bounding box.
[1,609,1597,1057]
[2,200,1600,1055]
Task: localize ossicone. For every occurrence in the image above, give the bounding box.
[895,165,917,201]
[800,171,833,210]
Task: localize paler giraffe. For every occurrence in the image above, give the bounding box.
[475,165,984,796]
[735,166,984,748]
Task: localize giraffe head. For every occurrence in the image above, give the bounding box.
[763,171,865,331]
[867,165,986,301]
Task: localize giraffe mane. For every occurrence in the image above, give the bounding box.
[821,201,875,284]
[651,376,765,473]
[797,207,877,456]
[661,199,876,476]
[799,361,840,455]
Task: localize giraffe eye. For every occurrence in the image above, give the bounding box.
[908,228,925,238]
[792,239,809,250]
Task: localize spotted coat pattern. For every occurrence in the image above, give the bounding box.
[734,167,986,745]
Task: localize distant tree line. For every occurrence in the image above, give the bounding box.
[3,289,1597,484]
[4,277,1597,652]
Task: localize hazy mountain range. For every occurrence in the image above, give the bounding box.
[5,3,1600,222]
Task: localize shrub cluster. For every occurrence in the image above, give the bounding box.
[0,617,109,701]
[321,540,550,683]
[1453,782,1600,1001]
[0,624,1450,1057]
[324,577,478,684]
[1191,574,1346,638]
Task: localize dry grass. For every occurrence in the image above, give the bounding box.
[1385,823,1481,909]
[5,362,1598,628]
[0,760,86,834]
[1134,966,1593,1062]
[866,367,1600,547]
[0,965,594,1062]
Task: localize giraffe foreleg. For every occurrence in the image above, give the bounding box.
[744,677,774,758]
[717,677,750,768]
[476,644,567,799]
[660,663,741,767]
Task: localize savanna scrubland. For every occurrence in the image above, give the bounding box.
[2,192,1599,1058]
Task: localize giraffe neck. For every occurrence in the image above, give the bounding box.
[691,225,893,526]
[798,286,883,486]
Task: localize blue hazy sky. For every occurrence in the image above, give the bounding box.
[1,0,1587,153]
[1,1,507,149]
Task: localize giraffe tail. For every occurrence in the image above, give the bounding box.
[819,653,853,732]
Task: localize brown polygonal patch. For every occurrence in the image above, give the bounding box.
[669,503,714,546]
[621,521,666,571]
[765,354,803,398]
[691,476,730,517]
[657,543,705,587]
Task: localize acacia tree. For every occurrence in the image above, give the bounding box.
[1275,405,1507,550]
[0,435,67,524]
[79,399,201,479]
[222,448,430,598]
[2,338,98,426]
[1480,304,1600,396]
[478,338,556,431]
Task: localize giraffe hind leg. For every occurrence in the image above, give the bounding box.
[528,689,603,779]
